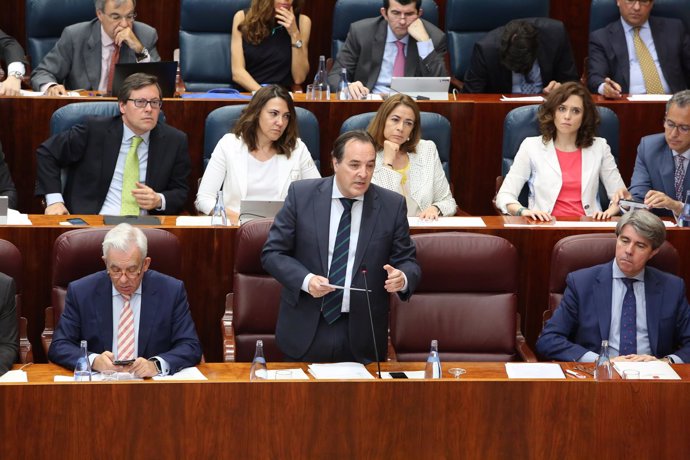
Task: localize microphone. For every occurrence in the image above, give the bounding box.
[361,265,382,379]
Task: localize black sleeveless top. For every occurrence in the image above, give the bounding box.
[238,11,299,89]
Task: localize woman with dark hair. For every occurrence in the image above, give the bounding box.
[231,0,310,91]
[367,94,456,219]
[195,85,320,223]
[496,81,627,220]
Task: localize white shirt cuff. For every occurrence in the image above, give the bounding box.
[45,193,65,207]
[302,273,315,293]
[7,62,26,76]
[416,39,434,60]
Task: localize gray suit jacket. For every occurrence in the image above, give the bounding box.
[327,16,447,90]
[31,18,160,91]
[0,29,26,66]
[262,177,421,363]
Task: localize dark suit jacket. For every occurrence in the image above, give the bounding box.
[35,116,190,215]
[0,273,18,375]
[536,261,690,362]
[0,141,18,209]
[30,18,161,91]
[463,17,579,94]
[48,270,202,372]
[588,16,690,94]
[0,29,26,66]
[262,177,421,363]
[327,16,448,90]
[629,133,690,217]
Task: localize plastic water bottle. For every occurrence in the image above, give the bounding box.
[74,340,92,382]
[211,190,227,226]
[312,55,330,99]
[678,191,690,227]
[249,339,268,381]
[337,68,350,100]
[424,339,442,379]
[594,340,613,380]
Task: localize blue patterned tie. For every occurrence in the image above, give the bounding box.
[322,198,355,324]
[619,278,637,356]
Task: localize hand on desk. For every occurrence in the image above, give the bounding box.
[611,354,657,362]
[45,202,69,215]
[418,206,440,221]
[347,81,369,100]
[602,78,622,100]
[92,351,120,372]
[0,76,22,96]
[45,85,68,97]
[128,357,158,378]
[644,190,682,215]
[522,209,552,222]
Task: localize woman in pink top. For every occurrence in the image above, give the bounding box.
[496,81,628,221]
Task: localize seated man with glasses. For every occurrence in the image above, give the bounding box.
[327,0,448,99]
[31,0,160,96]
[35,73,190,216]
[48,223,202,377]
[588,0,690,98]
[626,90,690,217]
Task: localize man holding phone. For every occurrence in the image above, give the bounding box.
[48,223,202,377]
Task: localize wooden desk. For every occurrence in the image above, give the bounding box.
[0,95,666,215]
[3,362,689,459]
[4,216,690,364]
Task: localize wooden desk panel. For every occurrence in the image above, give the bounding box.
[2,363,689,459]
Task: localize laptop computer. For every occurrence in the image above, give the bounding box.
[112,61,177,97]
[390,77,450,101]
[239,200,284,225]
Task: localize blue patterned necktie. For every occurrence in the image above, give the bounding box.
[619,278,637,356]
[322,198,355,324]
[674,155,686,202]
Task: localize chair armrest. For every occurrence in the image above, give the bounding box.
[41,306,54,358]
[18,316,33,364]
[516,313,537,362]
[221,293,236,362]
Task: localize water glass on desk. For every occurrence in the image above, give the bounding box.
[306,84,330,101]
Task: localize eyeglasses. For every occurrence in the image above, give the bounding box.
[108,266,143,280]
[128,98,163,109]
[623,0,652,5]
[387,10,419,19]
[664,118,690,134]
[106,12,137,22]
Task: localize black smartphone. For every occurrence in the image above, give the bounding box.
[113,359,135,366]
[66,218,88,225]
[389,372,408,379]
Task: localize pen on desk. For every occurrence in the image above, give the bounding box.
[565,369,586,379]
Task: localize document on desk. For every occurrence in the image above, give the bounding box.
[380,371,426,379]
[500,95,545,102]
[308,362,375,380]
[0,370,28,383]
[1,209,32,225]
[627,94,672,102]
[505,363,565,379]
[408,216,486,228]
[613,361,681,380]
[54,373,143,382]
[175,216,215,226]
[153,367,208,381]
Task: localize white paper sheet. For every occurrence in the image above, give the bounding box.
[1,209,32,225]
[504,220,675,228]
[0,370,28,382]
[505,363,565,379]
[626,94,672,102]
[266,368,310,380]
[500,95,545,102]
[153,367,208,381]
[54,372,143,382]
[380,371,426,379]
[308,362,375,380]
[613,361,681,380]
[175,216,215,226]
[408,216,486,228]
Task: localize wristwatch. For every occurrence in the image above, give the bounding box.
[8,70,24,79]
[149,357,163,375]
[135,47,150,61]
[291,40,303,49]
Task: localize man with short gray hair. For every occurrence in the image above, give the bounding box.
[536,209,690,363]
[48,223,202,377]
[31,0,160,95]
[628,90,690,217]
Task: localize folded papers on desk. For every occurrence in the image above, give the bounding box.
[613,361,681,380]
[153,367,207,380]
[505,363,566,379]
[267,369,310,380]
[0,370,28,382]
[308,362,375,379]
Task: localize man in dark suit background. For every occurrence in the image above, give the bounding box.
[536,210,690,364]
[0,29,27,96]
[628,90,690,217]
[327,0,447,100]
[0,273,18,376]
[35,72,190,215]
[588,0,690,98]
[262,130,421,363]
[48,223,202,377]
[462,18,579,94]
[31,0,160,95]
[0,141,18,209]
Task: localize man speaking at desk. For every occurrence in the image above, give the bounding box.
[262,131,420,363]
[536,210,690,364]
[49,223,202,377]
[31,0,160,96]
[35,73,190,216]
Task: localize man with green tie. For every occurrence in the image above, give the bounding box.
[35,73,190,215]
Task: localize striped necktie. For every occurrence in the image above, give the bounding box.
[121,136,142,216]
[117,294,135,360]
[633,27,664,94]
[322,198,355,324]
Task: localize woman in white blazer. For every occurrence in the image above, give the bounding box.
[496,82,627,221]
[368,94,457,219]
[195,85,320,223]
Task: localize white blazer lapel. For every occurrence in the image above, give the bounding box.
[542,140,562,177]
